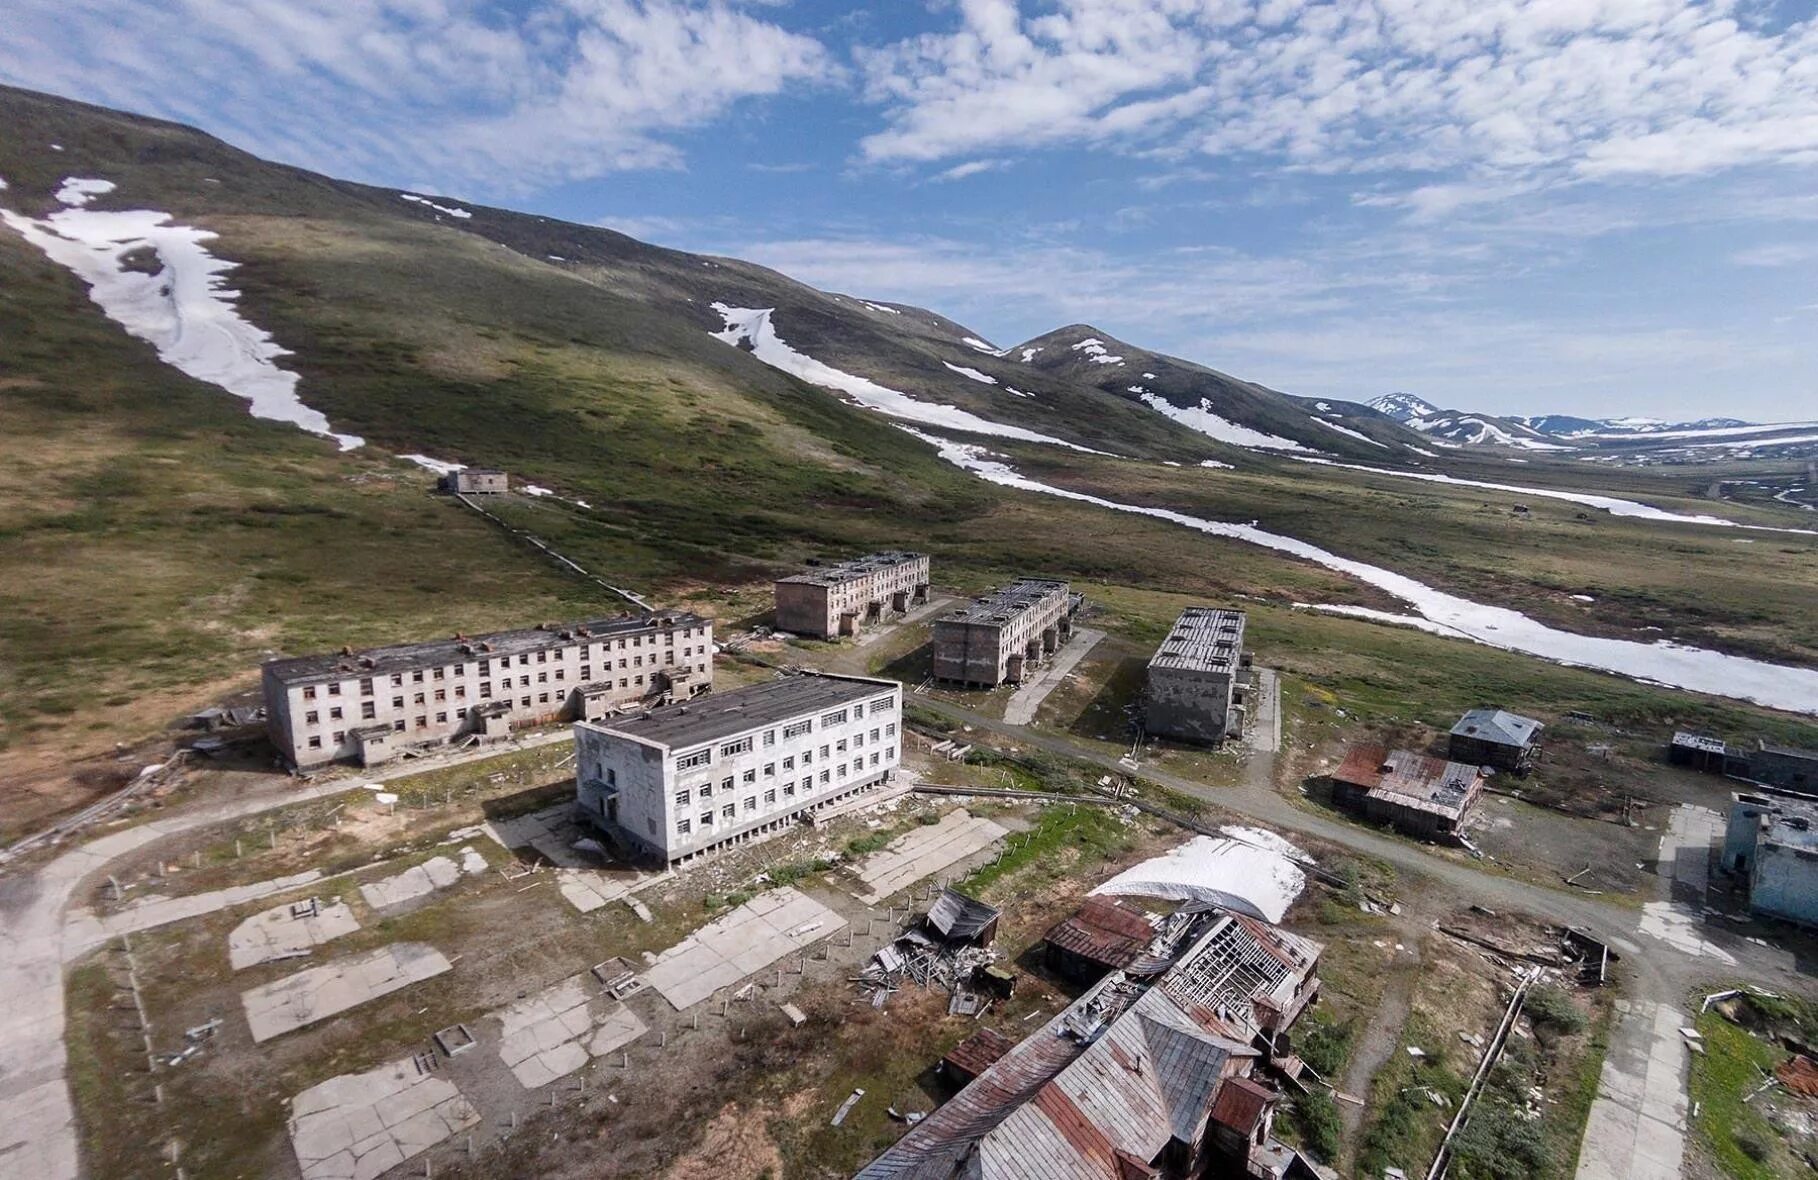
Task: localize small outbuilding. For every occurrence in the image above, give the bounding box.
[447,468,508,494]
[1448,708,1543,775]
[1330,746,1486,844]
[1669,731,1729,774]
[1042,897,1157,983]
[940,1027,1016,1085]
[925,888,1000,947]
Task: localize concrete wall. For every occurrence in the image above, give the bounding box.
[578,683,903,864]
[1750,839,1818,928]
[452,470,508,494]
[1724,794,1776,874]
[271,620,713,769]
[1752,748,1818,791]
[575,724,670,862]
[1146,665,1237,744]
[773,556,930,640]
[931,584,1072,687]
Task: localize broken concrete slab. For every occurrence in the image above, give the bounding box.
[553,866,665,914]
[481,803,589,867]
[492,975,646,1089]
[242,943,452,1043]
[357,851,484,911]
[229,897,361,970]
[643,887,847,1010]
[288,1056,478,1180]
[852,810,1008,904]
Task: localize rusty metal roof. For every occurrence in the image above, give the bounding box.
[1333,745,1485,821]
[1208,1075,1275,1135]
[1044,899,1157,970]
[945,1028,1018,1080]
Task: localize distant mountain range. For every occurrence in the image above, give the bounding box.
[1366,394,1814,456]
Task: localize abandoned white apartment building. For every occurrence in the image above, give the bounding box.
[773,551,931,640]
[1146,607,1249,744]
[574,673,902,866]
[931,577,1078,687]
[264,613,713,770]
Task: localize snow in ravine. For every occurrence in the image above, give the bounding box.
[1199,459,1234,469]
[1018,347,1041,362]
[399,193,473,219]
[1140,393,1314,453]
[710,304,1103,453]
[1004,387,1035,399]
[1092,828,1309,923]
[1291,457,1815,536]
[1307,417,1388,448]
[1069,337,1124,364]
[404,455,464,476]
[943,361,998,385]
[962,337,1007,356]
[902,430,1818,715]
[860,300,899,315]
[2,179,363,449]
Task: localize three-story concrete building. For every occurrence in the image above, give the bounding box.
[263,613,712,770]
[931,578,1076,687]
[774,552,930,640]
[574,673,902,866]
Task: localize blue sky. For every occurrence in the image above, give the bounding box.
[5,0,1818,421]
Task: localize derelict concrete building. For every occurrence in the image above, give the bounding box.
[931,578,1076,687]
[447,468,508,494]
[574,673,902,866]
[263,613,712,770]
[1724,787,1818,927]
[1146,607,1248,744]
[774,552,930,640]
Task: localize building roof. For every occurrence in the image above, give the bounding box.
[263,612,706,687]
[856,908,1318,1180]
[585,673,898,751]
[1208,1075,1275,1136]
[1673,731,1727,754]
[1757,739,1818,763]
[1154,912,1322,1042]
[944,1028,1018,1079]
[938,578,1071,627]
[1760,796,1818,852]
[1045,899,1157,971]
[1334,746,1485,822]
[777,551,927,588]
[928,889,1001,942]
[1450,708,1543,748]
[1147,608,1246,674]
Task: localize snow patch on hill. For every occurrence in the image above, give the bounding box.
[710,304,1102,453]
[2,179,363,449]
[1070,337,1124,364]
[55,177,115,207]
[1139,393,1314,453]
[962,337,1007,356]
[859,300,899,315]
[906,430,1818,715]
[1369,392,1439,421]
[1018,346,1041,362]
[404,455,463,476]
[399,193,472,219]
[1307,417,1388,448]
[943,361,998,385]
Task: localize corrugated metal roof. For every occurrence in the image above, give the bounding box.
[1332,745,1485,821]
[1450,708,1543,748]
[1208,1075,1274,1135]
[928,889,1001,941]
[945,1028,1018,1080]
[1044,899,1156,970]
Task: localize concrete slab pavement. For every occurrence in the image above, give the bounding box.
[851,808,1007,904]
[242,943,452,1043]
[288,1056,479,1180]
[229,897,361,970]
[642,887,845,1010]
[1574,1000,1690,1180]
[357,850,483,911]
[1003,628,1104,725]
[492,975,647,1089]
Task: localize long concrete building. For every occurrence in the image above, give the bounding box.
[574,673,902,866]
[1145,607,1247,744]
[931,578,1076,687]
[263,613,712,770]
[774,552,930,640]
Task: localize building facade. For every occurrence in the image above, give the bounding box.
[774,552,931,640]
[574,674,902,866]
[1146,607,1247,744]
[930,578,1076,687]
[263,613,712,770]
[1751,741,1818,791]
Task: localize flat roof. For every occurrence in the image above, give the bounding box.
[1758,739,1818,762]
[937,577,1069,626]
[777,551,927,588]
[1674,731,1727,753]
[263,612,706,686]
[589,673,898,750]
[1149,607,1245,673]
[1759,795,1818,852]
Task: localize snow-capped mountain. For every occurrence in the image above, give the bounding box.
[1367,393,1440,422]
[1519,414,1754,438]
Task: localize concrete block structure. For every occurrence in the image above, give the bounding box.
[1329,746,1486,844]
[1749,740,1818,791]
[931,578,1077,687]
[574,673,902,867]
[1146,607,1248,744]
[1448,708,1543,774]
[448,468,508,494]
[1724,788,1818,927]
[774,552,930,640]
[263,613,712,770]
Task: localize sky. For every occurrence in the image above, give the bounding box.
[4,0,1818,421]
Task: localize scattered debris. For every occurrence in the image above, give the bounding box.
[831,1088,865,1127]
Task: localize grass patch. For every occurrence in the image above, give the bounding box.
[1688,1010,1798,1179]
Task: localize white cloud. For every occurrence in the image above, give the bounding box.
[856,0,1818,209]
[1729,241,1818,267]
[931,158,1008,182]
[0,0,832,192]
